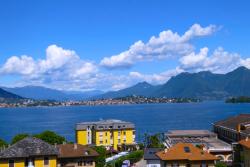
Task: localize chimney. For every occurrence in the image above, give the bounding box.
[74,143,78,150]
[164,148,168,153]
[246,137,249,141]
[237,124,241,133]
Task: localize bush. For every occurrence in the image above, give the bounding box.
[33,131,66,144]
[11,133,29,144]
[215,162,227,167]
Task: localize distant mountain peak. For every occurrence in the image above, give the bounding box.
[234,66,249,72]
[136,81,151,86]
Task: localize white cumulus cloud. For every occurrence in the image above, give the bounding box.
[100,24,218,69]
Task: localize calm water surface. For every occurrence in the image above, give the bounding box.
[0,101,250,142]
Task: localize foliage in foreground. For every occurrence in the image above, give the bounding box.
[107,150,144,167]
[92,146,107,167]
[11,133,29,144]
[34,131,67,144]
[7,131,67,145]
[215,162,227,167]
[143,133,165,148]
[0,138,8,148]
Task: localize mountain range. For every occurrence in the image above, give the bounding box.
[97,66,250,100]
[0,88,23,99]
[1,66,250,100]
[1,86,103,101]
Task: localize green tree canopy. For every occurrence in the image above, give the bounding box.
[143,133,164,148]
[215,162,227,167]
[92,146,106,167]
[11,133,29,144]
[34,131,66,145]
[0,138,7,148]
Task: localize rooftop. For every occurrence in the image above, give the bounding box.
[0,137,58,159]
[156,143,218,161]
[57,144,99,158]
[166,130,217,137]
[239,138,250,149]
[76,119,135,130]
[166,130,232,152]
[214,114,250,132]
[144,148,163,160]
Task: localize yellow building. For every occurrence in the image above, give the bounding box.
[0,137,58,167]
[76,119,136,150]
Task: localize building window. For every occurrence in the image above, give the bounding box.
[9,160,14,167]
[118,131,121,136]
[86,161,93,166]
[44,157,49,166]
[123,139,126,143]
[105,132,108,136]
[201,162,207,167]
[106,139,108,143]
[78,161,83,166]
[77,161,83,166]
[118,139,121,144]
[100,141,103,144]
[133,131,135,135]
[123,131,126,135]
[172,163,179,167]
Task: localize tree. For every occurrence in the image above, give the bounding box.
[92,146,106,167]
[34,131,66,145]
[11,133,29,144]
[143,133,165,148]
[0,138,7,148]
[215,162,227,167]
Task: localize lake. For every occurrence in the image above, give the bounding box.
[0,101,250,142]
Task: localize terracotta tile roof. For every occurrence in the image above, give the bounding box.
[239,139,250,149]
[57,144,99,158]
[156,143,218,161]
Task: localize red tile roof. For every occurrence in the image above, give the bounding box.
[156,143,218,161]
[57,144,99,158]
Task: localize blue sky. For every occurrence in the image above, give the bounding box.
[0,0,250,91]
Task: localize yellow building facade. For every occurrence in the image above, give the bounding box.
[0,137,58,167]
[0,157,57,167]
[76,119,136,150]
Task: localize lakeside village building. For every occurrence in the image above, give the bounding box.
[143,114,250,167]
[75,119,136,151]
[4,116,250,167]
[144,143,218,167]
[0,137,99,167]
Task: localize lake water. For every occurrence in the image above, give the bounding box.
[0,101,250,142]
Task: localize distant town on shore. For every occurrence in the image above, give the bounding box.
[1,66,250,107]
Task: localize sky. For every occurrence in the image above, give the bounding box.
[0,0,250,91]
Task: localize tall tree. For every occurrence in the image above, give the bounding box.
[11,133,29,144]
[34,131,66,144]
